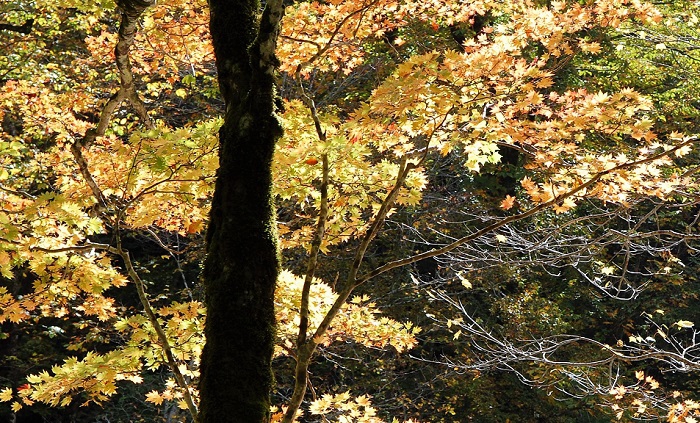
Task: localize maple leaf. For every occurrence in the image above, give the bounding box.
[520,176,537,193]
[145,390,164,405]
[0,387,12,402]
[500,194,516,210]
[1,0,695,420]
[675,144,693,157]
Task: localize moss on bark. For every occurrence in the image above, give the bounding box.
[198,1,284,422]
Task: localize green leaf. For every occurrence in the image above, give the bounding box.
[182,74,196,86]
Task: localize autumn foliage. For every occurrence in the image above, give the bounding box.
[1,0,699,421]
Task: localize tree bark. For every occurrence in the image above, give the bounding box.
[198,1,285,422]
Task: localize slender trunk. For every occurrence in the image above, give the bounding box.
[198,1,285,422]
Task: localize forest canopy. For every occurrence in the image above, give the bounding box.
[1,0,700,422]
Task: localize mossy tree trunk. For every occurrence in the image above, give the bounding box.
[198,1,285,422]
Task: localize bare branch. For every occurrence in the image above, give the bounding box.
[358,137,700,285]
[429,289,700,379]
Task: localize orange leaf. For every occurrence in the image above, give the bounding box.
[500,195,516,210]
[187,220,203,234]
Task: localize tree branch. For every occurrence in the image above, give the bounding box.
[284,117,329,423]
[357,137,700,285]
[71,0,155,208]
[114,231,199,421]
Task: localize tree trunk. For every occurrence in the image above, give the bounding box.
[198,1,285,422]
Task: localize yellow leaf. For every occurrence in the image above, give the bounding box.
[601,266,615,275]
[457,272,472,289]
[676,320,694,329]
[580,41,602,54]
[0,388,12,402]
[355,395,371,407]
[675,144,693,157]
[145,390,164,405]
[536,77,554,88]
